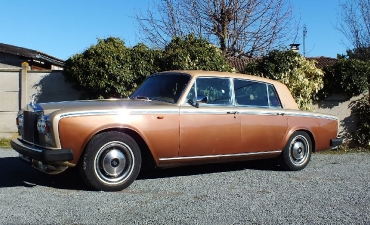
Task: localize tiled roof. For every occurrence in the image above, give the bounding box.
[306,56,338,69]
[0,43,64,66]
[227,57,259,72]
[227,56,338,71]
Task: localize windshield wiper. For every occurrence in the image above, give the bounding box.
[132,96,151,101]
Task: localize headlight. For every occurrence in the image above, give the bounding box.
[16,114,24,129]
[37,115,51,136]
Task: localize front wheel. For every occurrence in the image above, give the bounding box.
[79,131,141,191]
[280,131,312,171]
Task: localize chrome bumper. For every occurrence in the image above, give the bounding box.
[10,138,74,163]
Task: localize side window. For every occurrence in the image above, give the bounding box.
[234,79,280,108]
[196,77,231,105]
[267,84,281,108]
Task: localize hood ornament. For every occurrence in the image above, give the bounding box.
[30,94,37,108]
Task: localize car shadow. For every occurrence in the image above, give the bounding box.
[0,156,282,191]
[137,159,282,180]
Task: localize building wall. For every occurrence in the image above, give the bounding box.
[0,66,80,137]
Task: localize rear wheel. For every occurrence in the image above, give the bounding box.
[280,131,312,171]
[79,131,141,191]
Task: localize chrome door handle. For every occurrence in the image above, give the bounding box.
[227,111,239,118]
[227,111,239,114]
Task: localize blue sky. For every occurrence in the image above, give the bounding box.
[1,0,348,60]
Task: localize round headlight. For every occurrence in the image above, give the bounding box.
[17,114,24,128]
[37,115,50,135]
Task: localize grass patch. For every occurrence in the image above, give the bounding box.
[0,138,11,148]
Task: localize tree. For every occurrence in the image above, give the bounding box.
[338,0,370,50]
[244,50,324,110]
[136,0,296,57]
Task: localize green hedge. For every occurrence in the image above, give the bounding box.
[244,50,324,110]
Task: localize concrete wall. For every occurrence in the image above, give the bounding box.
[0,64,80,137]
[0,69,20,136]
[312,94,362,146]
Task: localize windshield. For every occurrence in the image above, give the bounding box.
[130,73,191,103]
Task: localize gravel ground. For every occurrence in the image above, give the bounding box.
[0,148,369,225]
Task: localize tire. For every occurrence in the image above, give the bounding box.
[280,131,312,171]
[79,131,141,191]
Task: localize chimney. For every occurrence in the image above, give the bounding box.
[290,44,300,53]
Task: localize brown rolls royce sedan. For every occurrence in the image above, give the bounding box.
[11,70,343,191]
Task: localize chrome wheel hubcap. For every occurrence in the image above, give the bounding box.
[102,149,126,177]
[94,141,134,184]
[289,135,309,166]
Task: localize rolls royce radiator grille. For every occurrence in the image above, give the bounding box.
[23,111,39,144]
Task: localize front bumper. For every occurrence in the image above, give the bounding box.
[11,138,74,163]
[330,138,343,148]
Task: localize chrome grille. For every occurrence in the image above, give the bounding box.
[22,111,39,144]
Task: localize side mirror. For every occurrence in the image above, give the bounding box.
[188,98,198,108]
[197,95,208,103]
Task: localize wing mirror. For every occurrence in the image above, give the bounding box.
[197,95,208,103]
[188,95,208,108]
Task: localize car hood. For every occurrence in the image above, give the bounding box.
[34,99,175,115]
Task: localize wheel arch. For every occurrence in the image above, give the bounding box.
[285,128,316,152]
[79,127,157,169]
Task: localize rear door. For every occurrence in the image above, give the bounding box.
[234,78,288,153]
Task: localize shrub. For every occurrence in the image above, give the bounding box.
[162,34,234,72]
[64,35,234,99]
[64,38,161,99]
[244,50,323,110]
[319,58,370,99]
[351,94,370,147]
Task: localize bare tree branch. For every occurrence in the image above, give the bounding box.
[135,0,297,57]
[338,0,370,49]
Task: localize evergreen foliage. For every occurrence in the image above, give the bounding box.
[244,50,324,110]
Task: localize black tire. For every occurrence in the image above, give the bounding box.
[280,131,312,171]
[79,131,141,191]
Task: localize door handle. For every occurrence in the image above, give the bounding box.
[277,112,285,116]
[227,111,239,114]
[227,111,239,118]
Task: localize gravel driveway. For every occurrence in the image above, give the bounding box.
[0,148,369,224]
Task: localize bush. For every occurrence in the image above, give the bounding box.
[244,50,323,110]
[351,94,370,147]
[64,38,161,99]
[64,35,234,99]
[319,58,370,99]
[162,34,234,72]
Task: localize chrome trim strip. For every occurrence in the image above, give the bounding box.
[239,111,279,116]
[59,109,179,119]
[14,139,43,153]
[20,138,60,150]
[284,111,338,121]
[158,150,281,161]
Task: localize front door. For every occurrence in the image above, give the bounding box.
[179,77,241,157]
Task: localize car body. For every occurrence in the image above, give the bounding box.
[11,70,343,191]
